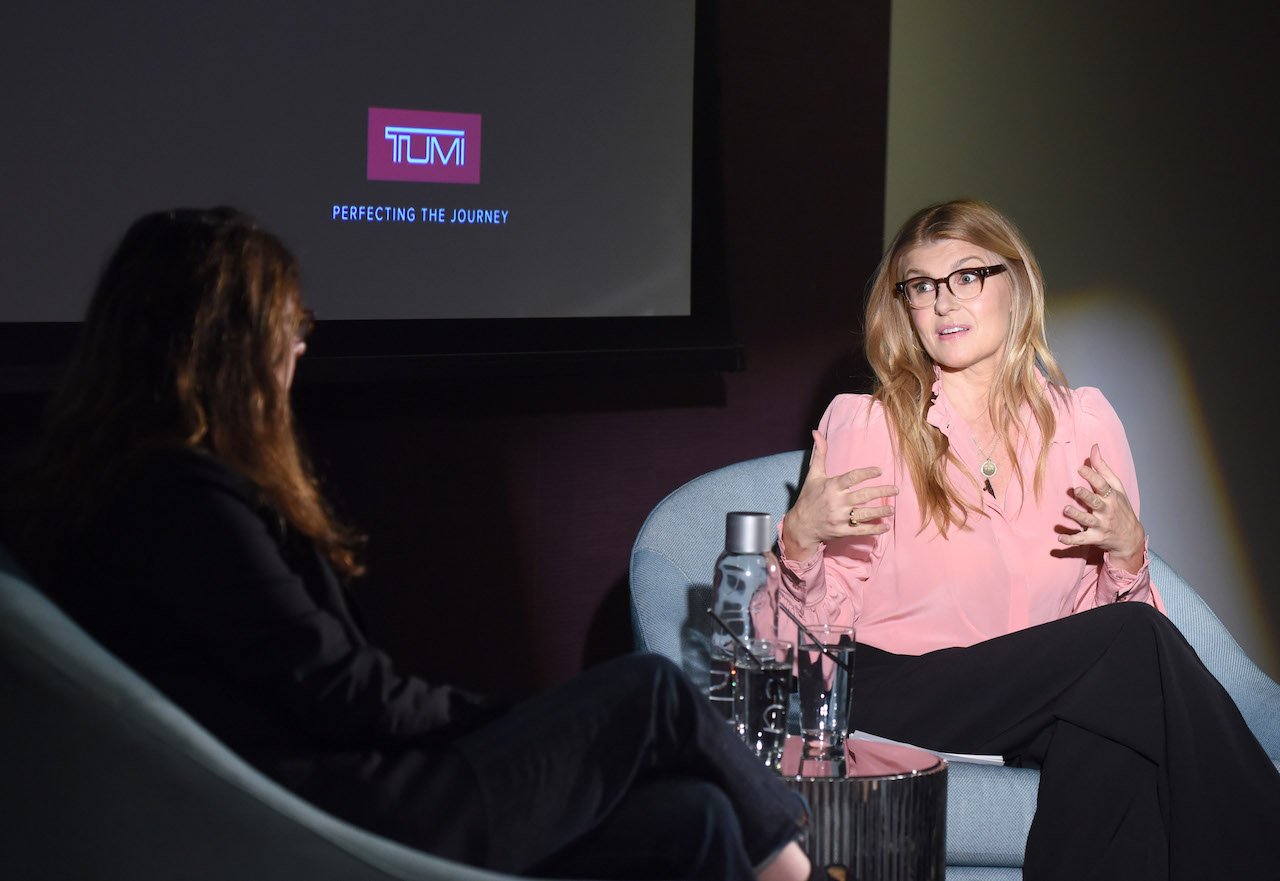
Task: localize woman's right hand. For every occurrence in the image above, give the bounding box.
[781,430,898,561]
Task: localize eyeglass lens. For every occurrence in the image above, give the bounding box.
[902,268,989,308]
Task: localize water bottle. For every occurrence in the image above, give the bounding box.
[707,511,781,728]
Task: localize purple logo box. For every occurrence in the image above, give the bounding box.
[367,107,482,185]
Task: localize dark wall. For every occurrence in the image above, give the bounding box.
[291,1,892,698]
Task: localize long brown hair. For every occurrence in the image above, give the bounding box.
[864,199,1069,535]
[10,207,364,577]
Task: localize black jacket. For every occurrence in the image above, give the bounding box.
[34,448,493,789]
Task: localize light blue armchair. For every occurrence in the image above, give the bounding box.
[0,544,599,881]
[629,450,1280,880]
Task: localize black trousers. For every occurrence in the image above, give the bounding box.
[851,602,1280,880]
[299,653,808,880]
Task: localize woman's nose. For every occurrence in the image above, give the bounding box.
[932,284,959,313]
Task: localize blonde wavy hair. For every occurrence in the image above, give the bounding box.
[864,199,1069,535]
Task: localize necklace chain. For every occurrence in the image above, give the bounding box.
[971,432,999,479]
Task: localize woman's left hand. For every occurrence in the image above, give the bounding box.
[1059,444,1147,573]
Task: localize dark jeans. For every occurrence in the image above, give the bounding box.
[852,602,1280,881]
[325,653,808,880]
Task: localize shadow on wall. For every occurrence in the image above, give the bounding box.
[1049,291,1278,679]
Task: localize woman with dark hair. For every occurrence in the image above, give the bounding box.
[777,199,1280,879]
[4,207,812,881]
[13,207,356,577]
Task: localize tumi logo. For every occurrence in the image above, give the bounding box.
[367,107,481,185]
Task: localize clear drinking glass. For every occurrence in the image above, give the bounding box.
[734,637,793,769]
[796,625,856,760]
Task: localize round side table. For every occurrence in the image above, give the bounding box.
[779,736,947,881]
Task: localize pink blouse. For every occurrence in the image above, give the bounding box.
[778,378,1164,656]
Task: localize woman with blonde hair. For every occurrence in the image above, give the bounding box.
[779,199,1280,878]
[4,207,815,881]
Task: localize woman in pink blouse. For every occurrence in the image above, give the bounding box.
[779,200,1280,879]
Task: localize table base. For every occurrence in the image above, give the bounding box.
[782,738,947,880]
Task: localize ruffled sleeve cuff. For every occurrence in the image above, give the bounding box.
[776,523,825,606]
[1101,535,1153,603]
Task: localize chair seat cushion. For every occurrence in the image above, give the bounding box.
[944,763,1036,868]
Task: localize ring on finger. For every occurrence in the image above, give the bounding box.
[1100,485,1114,498]
[848,509,859,527]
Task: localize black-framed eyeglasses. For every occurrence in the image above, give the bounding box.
[894,264,1007,309]
[293,307,315,343]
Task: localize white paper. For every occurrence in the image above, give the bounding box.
[849,730,1006,766]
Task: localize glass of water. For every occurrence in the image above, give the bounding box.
[734,637,793,770]
[796,625,856,761]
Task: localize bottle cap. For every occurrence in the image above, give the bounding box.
[724,511,772,554]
